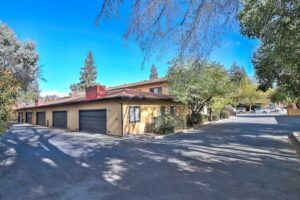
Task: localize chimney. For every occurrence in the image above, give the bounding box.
[85,85,107,100]
[35,98,45,106]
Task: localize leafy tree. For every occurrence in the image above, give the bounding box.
[0,69,21,133]
[79,51,97,88]
[237,77,268,110]
[0,22,40,91]
[149,64,158,79]
[70,83,84,95]
[168,60,232,120]
[0,22,39,132]
[96,0,239,63]
[229,62,247,85]
[238,0,300,99]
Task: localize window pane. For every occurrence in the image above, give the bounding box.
[129,107,135,122]
[170,106,176,116]
[134,107,140,121]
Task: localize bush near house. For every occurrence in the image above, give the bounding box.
[186,114,208,126]
[153,115,186,135]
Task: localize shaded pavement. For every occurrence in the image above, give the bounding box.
[0,116,300,200]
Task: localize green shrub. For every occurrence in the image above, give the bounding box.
[212,114,219,121]
[220,110,230,119]
[153,115,187,134]
[186,114,208,126]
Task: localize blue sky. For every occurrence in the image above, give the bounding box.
[0,0,258,96]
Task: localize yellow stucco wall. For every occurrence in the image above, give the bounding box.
[122,100,188,135]
[17,99,189,136]
[287,108,300,116]
[18,100,122,136]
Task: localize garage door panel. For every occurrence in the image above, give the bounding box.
[26,112,32,124]
[37,112,46,126]
[79,110,107,134]
[53,111,67,129]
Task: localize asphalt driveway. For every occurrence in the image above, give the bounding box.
[0,116,300,200]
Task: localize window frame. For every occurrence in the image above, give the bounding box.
[170,105,177,116]
[160,106,166,115]
[129,106,141,123]
[149,87,162,94]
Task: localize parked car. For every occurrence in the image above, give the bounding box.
[235,107,246,114]
[254,108,269,114]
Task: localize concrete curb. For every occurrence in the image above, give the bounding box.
[288,132,300,158]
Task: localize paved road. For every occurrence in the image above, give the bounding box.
[0,116,300,200]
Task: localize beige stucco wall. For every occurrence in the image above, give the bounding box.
[18,100,122,136]
[122,100,188,135]
[287,108,300,116]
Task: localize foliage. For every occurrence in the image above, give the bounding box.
[186,113,208,126]
[211,96,234,117]
[79,51,97,88]
[236,77,268,110]
[229,62,247,85]
[0,22,39,132]
[149,64,158,79]
[0,22,40,91]
[269,87,294,105]
[97,0,239,64]
[168,59,232,120]
[238,0,300,99]
[0,70,21,133]
[153,115,186,135]
[16,81,40,105]
[70,51,97,94]
[220,109,230,119]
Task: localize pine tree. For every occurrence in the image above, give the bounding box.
[149,64,158,79]
[79,51,97,88]
[229,62,247,85]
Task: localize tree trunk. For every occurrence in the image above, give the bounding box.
[249,104,252,112]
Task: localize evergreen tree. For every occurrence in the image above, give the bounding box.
[149,64,158,79]
[229,62,247,85]
[79,51,97,88]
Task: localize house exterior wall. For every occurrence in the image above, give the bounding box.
[18,100,123,136]
[287,108,300,116]
[121,82,169,94]
[122,100,188,135]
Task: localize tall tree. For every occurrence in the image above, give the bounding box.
[229,62,247,85]
[79,51,97,88]
[0,22,39,132]
[149,64,158,79]
[238,0,300,100]
[96,0,239,63]
[168,59,232,120]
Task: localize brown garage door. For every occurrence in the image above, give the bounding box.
[26,112,32,124]
[79,110,107,134]
[52,111,67,129]
[36,112,46,126]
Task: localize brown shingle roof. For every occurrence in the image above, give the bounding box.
[15,89,172,111]
[107,77,167,91]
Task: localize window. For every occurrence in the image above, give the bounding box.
[170,106,177,116]
[129,106,140,123]
[160,106,166,115]
[149,87,162,94]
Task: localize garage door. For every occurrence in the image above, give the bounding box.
[52,111,67,129]
[79,110,107,134]
[26,112,32,124]
[36,112,46,126]
[18,112,23,123]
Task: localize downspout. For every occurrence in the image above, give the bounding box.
[116,99,124,137]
